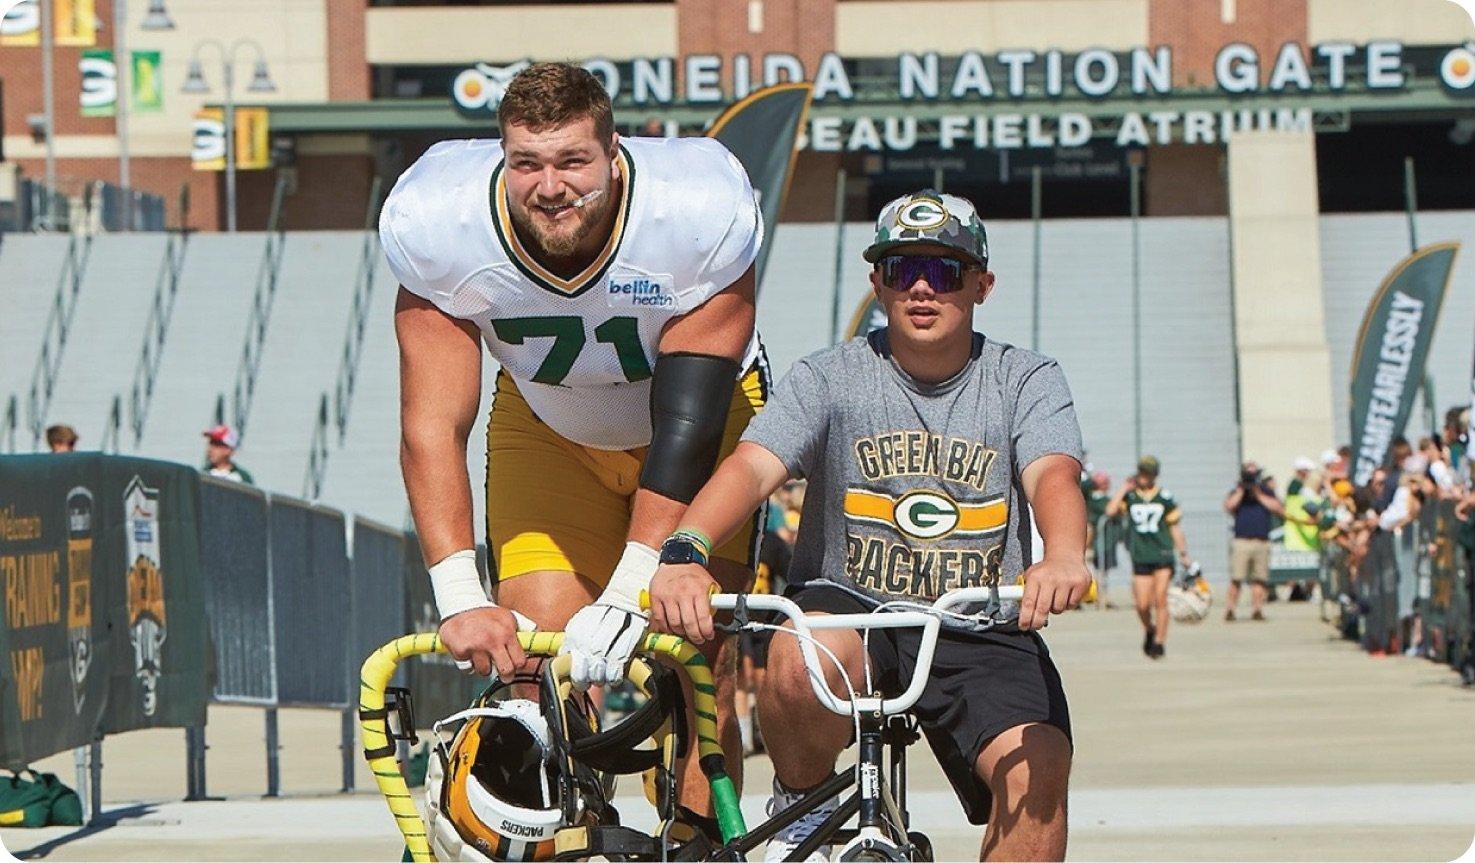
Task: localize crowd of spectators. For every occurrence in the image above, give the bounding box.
[1078,406,1474,657]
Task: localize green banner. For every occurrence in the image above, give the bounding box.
[79,48,116,117]
[0,454,207,769]
[132,50,163,113]
[78,50,163,117]
[706,83,813,288]
[1348,242,1460,486]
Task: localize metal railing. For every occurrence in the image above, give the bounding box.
[99,395,122,455]
[93,181,167,232]
[26,229,95,447]
[128,190,193,445]
[225,173,289,440]
[332,177,384,444]
[3,395,17,453]
[303,393,330,500]
[302,180,384,501]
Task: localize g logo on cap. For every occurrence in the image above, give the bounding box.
[897,198,949,230]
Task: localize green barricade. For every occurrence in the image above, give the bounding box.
[0,454,209,770]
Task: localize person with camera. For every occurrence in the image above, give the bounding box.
[1223,461,1285,621]
[1106,456,1190,658]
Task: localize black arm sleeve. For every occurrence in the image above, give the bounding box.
[639,352,742,503]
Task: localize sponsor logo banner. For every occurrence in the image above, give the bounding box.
[124,476,166,717]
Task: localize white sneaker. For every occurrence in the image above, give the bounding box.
[763,777,838,861]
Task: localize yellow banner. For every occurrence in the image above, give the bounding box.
[0,0,95,47]
[53,0,95,47]
[191,107,271,171]
[0,0,40,46]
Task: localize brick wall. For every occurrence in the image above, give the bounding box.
[1144,145,1227,215]
[675,0,836,91]
[234,153,376,231]
[0,0,120,139]
[1149,0,1308,88]
[326,0,370,101]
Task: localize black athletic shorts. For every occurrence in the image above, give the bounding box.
[787,583,1072,825]
[1132,561,1171,575]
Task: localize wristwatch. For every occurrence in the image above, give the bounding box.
[659,535,710,568]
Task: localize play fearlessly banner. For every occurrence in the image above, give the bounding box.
[705,83,812,287]
[0,454,207,769]
[1349,242,1461,486]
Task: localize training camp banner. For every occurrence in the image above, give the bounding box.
[0,454,208,769]
[1348,242,1461,486]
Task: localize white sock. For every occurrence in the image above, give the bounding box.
[738,715,754,751]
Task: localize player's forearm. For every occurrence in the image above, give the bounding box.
[401,433,475,565]
[1171,524,1189,555]
[1026,459,1087,561]
[626,490,690,549]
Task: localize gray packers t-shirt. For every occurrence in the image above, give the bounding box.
[742,329,1084,629]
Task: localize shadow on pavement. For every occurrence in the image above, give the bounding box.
[12,803,158,859]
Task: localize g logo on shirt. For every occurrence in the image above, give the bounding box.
[893,491,960,540]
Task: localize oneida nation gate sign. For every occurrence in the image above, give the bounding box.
[451,42,1475,151]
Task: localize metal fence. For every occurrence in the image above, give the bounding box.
[183,479,473,799]
[1323,499,1474,681]
[269,496,352,707]
[200,478,277,705]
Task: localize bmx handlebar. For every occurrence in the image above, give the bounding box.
[710,585,1025,718]
[358,631,746,860]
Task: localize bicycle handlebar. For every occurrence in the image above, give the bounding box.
[358,631,746,860]
[713,585,1025,718]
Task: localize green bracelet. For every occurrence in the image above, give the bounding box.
[670,527,713,556]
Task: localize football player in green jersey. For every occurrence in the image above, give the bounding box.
[1107,456,1190,659]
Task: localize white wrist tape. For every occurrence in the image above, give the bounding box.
[601,542,659,614]
[429,550,492,620]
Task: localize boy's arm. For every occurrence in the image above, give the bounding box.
[647,442,791,643]
[1018,453,1092,631]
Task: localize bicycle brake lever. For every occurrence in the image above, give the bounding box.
[713,593,751,636]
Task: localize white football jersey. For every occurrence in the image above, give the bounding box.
[381,136,762,450]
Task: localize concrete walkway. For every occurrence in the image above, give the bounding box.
[4,590,1472,861]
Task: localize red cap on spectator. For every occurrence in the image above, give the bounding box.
[203,424,239,449]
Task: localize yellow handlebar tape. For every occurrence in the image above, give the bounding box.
[358,629,740,861]
[636,582,720,611]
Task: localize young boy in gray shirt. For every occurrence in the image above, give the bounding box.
[646,190,1089,861]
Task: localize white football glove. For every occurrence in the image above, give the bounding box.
[560,542,658,690]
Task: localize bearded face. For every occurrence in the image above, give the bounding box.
[501,117,618,261]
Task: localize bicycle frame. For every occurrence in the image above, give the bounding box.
[705,584,1025,861]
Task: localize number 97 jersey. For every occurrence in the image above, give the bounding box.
[380,136,763,450]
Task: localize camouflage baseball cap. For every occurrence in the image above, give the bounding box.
[863,189,989,268]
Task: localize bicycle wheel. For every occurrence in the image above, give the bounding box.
[906,831,934,861]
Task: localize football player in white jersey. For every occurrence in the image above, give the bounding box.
[386,62,767,834]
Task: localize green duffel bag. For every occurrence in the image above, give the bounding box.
[0,772,53,828]
[38,771,83,826]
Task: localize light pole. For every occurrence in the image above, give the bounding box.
[116,0,175,231]
[40,0,56,226]
[181,40,275,232]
